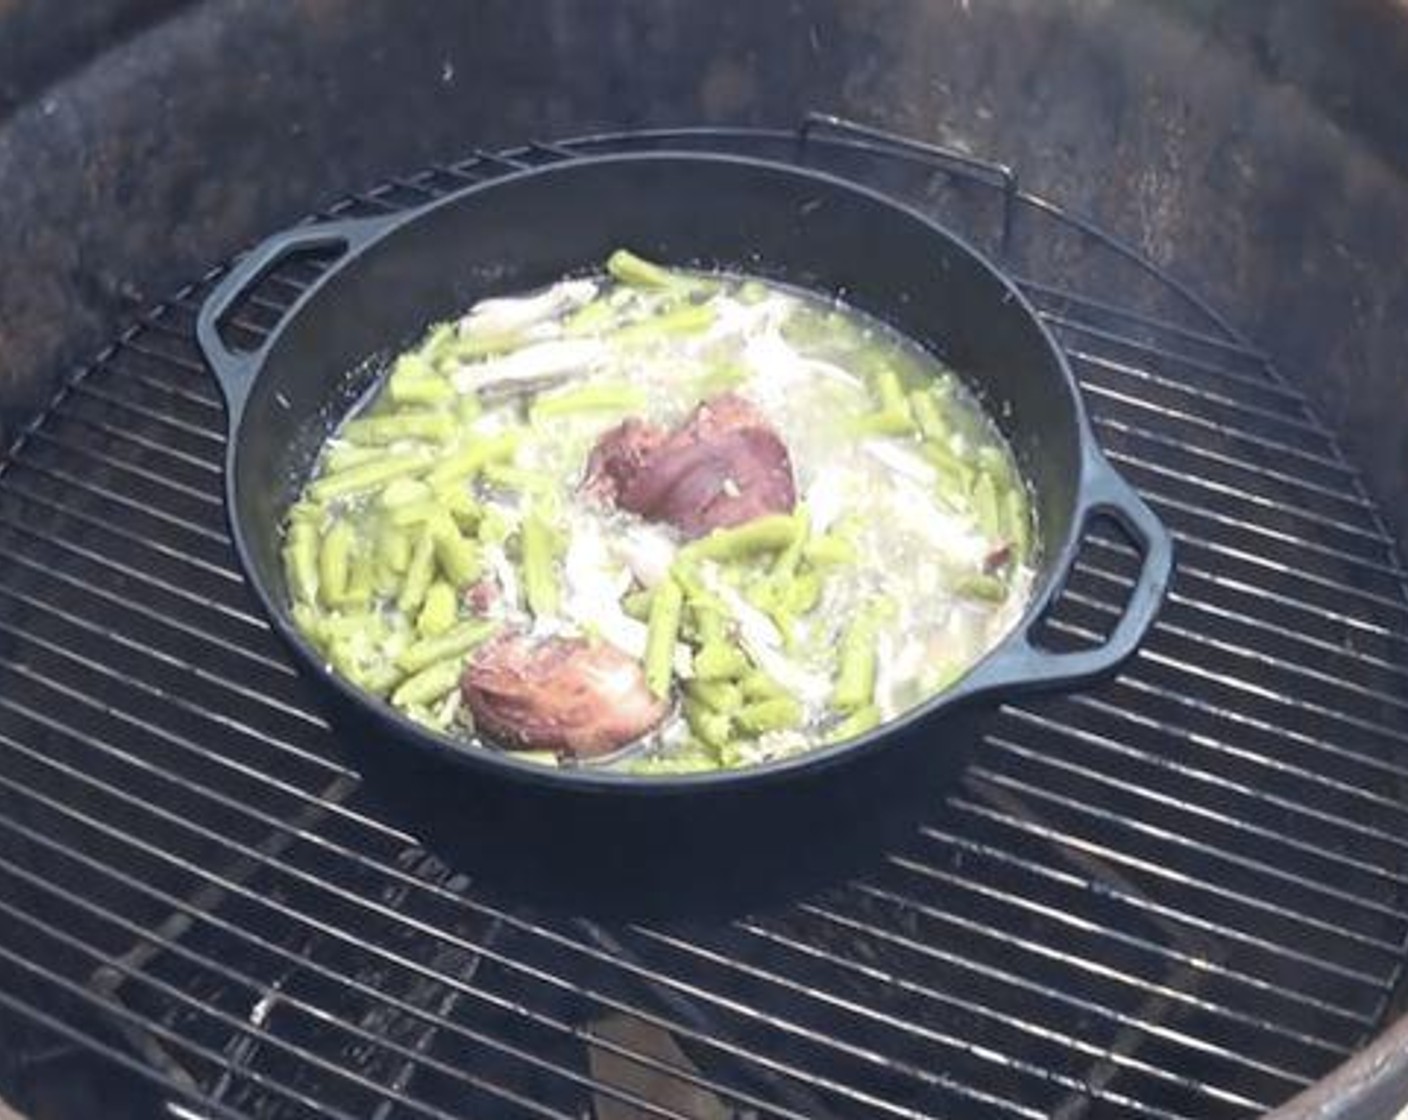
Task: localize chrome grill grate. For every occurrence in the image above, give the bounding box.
[0,120,1404,1119]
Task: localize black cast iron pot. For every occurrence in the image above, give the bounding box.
[195,153,1172,892]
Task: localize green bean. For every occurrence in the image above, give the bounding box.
[621,588,654,620]
[530,382,646,422]
[626,751,719,775]
[683,701,732,750]
[322,443,382,473]
[342,547,375,609]
[685,679,741,712]
[909,388,948,441]
[379,478,433,509]
[691,603,729,646]
[851,409,914,438]
[396,618,499,675]
[390,657,464,708]
[481,462,554,494]
[397,526,436,615]
[388,352,453,406]
[971,471,1002,538]
[476,505,512,546]
[771,504,809,578]
[351,661,403,698]
[284,521,320,605]
[833,613,879,711]
[644,578,683,698]
[692,642,750,681]
[286,499,324,527]
[875,366,910,416]
[684,513,803,563]
[607,248,678,289]
[342,411,455,446]
[956,572,1007,602]
[426,429,521,489]
[782,571,822,614]
[1005,487,1030,562]
[317,520,354,608]
[308,449,434,502]
[615,301,715,343]
[827,704,881,743]
[736,696,803,734]
[433,520,481,586]
[803,532,857,567]
[520,505,559,618]
[740,669,787,702]
[377,524,412,574]
[563,298,615,336]
[417,580,458,637]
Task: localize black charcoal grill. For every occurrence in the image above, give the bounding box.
[2,4,1408,1119]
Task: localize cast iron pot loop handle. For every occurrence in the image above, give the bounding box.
[960,447,1173,699]
[195,214,392,423]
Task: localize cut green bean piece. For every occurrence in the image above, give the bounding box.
[521,505,559,618]
[286,499,324,527]
[427,430,522,489]
[317,521,354,608]
[607,248,678,289]
[956,572,1007,602]
[771,504,809,578]
[563,298,615,336]
[828,704,881,743]
[615,301,715,343]
[803,533,857,567]
[396,618,499,675]
[833,613,880,712]
[910,388,948,441]
[736,696,803,734]
[379,478,433,509]
[377,526,413,575]
[530,382,646,422]
[1006,487,1030,562]
[433,521,481,586]
[692,642,750,681]
[397,526,436,615]
[456,393,483,425]
[342,411,455,445]
[308,450,434,502]
[514,750,561,768]
[342,548,375,608]
[644,578,684,699]
[481,462,554,494]
[291,603,326,650]
[851,409,915,438]
[691,603,728,646]
[626,752,718,775]
[971,471,1002,539]
[322,443,382,473]
[685,513,802,563]
[417,580,458,637]
[390,657,464,708]
[621,588,654,621]
[782,571,823,614]
[739,669,787,702]
[685,679,742,713]
[284,522,319,605]
[683,701,732,749]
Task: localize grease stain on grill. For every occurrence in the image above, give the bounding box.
[0,126,1403,1120]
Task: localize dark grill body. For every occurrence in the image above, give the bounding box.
[2,3,1408,1117]
[0,122,1403,1119]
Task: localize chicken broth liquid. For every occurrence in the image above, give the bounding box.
[282,250,1035,774]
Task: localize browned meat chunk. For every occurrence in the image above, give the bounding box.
[584,393,796,538]
[462,632,669,758]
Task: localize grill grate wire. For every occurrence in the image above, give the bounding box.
[0,122,1403,1119]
